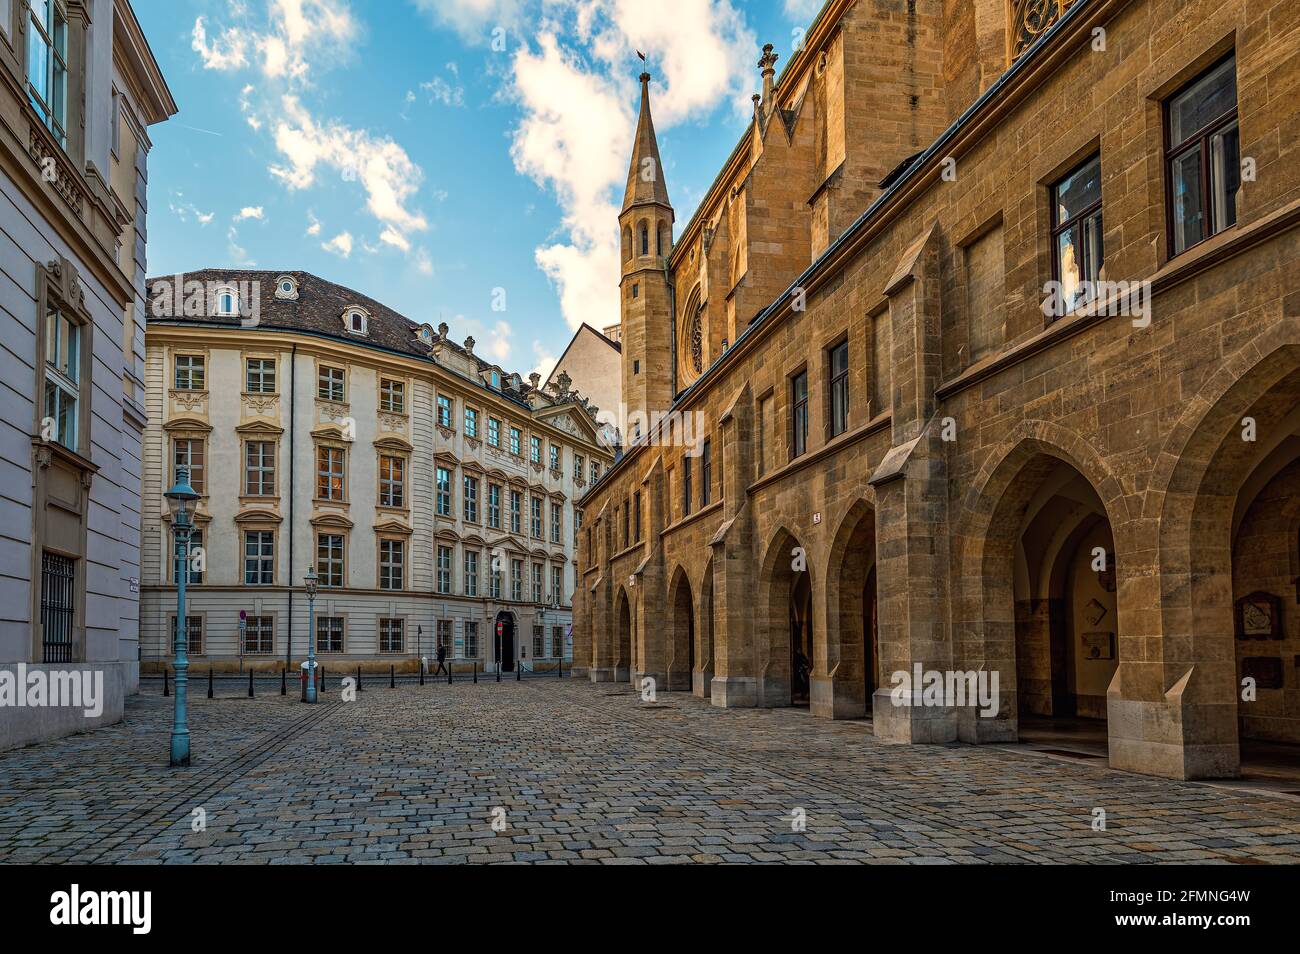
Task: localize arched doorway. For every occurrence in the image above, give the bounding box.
[823,501,877,719]
[615,587,632,683]
[494,611,516,672]
[791,573,813,706]
[668,568,694,691]
[757,529,810,707]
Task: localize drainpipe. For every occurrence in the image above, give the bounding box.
[286,343,297,668]
[664,254,677,401]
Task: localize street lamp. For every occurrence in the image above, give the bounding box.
[164,467,200,767]
[304,566,318,703]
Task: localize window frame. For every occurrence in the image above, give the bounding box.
[790,369,809,460]
[827,338,849,439]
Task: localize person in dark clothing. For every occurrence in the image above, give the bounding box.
[434,643,449,677]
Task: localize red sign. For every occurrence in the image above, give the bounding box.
[496,621,503,637]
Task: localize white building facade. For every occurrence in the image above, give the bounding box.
[0,0,173,750]
[141,270,613,675]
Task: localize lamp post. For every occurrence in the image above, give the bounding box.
[164,467,200,767]
[304,566,318,703]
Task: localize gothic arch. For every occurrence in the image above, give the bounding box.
[818,499,878,719]
[756,526,813,707]
[667,565,694,691]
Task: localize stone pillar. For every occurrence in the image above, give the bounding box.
[587,502,619,682]
[631,460,667,692]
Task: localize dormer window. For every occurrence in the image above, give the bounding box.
[343,306,369,336]
[274,275,299,300]
[491,371,501,388]
[213,286,240,317]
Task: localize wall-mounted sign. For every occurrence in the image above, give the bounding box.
[1081,631,1115,661]
[1236,592,1282,640]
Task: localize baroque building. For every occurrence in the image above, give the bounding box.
[573,0,1300,780]
[0,0,174,750]
[141,270,613,674]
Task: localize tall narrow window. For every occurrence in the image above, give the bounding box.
[244,531,274,585]
[316,446,345,501]
[379,455,405,508]
[379,539,405,591]
[463,475,479,522]
[317,533,344,587]
[488,417,501,447]
[464,407,478,438]
[531,496,543,538]
[244,441,275,496]
[511,559,523,601]
[436,546,452,594]
[549,444,561,472]
[1166,55,1239,256]
[634,490,643,541]
[509,426,522,456]
[43,306,80,450]
[174,529,204,585]
[532,563,543,603]
[700,441,712,507]
[790,370,809,459]
[551,502,562,544]
[551,567,562,606]
[174,438,206,495]
[28,0,68,147]
[488,483,502,529]
[436,394,452,428]
[682,456,692,517]
[436,467,452,516]
[464,550,479,597]
[828,340,849,438]
[530,436,542,464]
[510,491,522,534]
[1050,155,1104,315]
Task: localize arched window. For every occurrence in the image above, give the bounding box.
[343,306,369,336]
[213,285,239,316]
[639,222,649,256]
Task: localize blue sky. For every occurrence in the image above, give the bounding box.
[135,0,824,379]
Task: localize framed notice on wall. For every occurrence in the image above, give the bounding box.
[1081,631,1115,661]
[1235,592,1282,640]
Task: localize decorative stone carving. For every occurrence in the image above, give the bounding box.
[436,424,455,441]
[378,412,408,433]
[1011,0,1072,59]
[466,436,482,451]
[29,128,84,215]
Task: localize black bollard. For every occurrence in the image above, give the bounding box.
[249,670,255,697]
[517,661,521,682]
[447,660,453,685]
[357,666,363,692]
[496,661,500,683]
[281,668,287,696]
[558,655,562,679]
[208,667,214,699]
[419,661,425,686]
[390,665,395,689]
[472,660,477,684]
[163,668,170,697]
[319,667,325,694]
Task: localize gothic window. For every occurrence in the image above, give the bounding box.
[690,312,703,375]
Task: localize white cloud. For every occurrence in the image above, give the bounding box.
[268,95,429,248]
[420,74,466,108]
[487,320,512,361]
[783,0,823,20]
[191,16,249,71]
[379,227,412,252]
[227,226,255,265]
[411,0,525,40]
[171,194,216,226]
[305,212,322,236]
[322,231,354,257]
[235,206,265,221]
[531,340,559,382]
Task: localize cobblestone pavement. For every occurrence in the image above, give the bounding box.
[2,679,1299,864]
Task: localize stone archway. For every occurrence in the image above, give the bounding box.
[818,500,877,719]
[757,528,811,707]
[615,587,633,683]
[667,567,695,692]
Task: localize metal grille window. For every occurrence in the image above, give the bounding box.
[245,616,274,654]
[437,546,452,594]
[487,483,502,529]
[530,436,542,464]
[40,552,75,663]
[379,539,405,590]
[435,619,452,654]
[532,563,543,603]
[245,441,275,496]
[533,625,544,658]
[170,616,203,655]
[27,0,69,146]
[317,533,344,587]
[174,529,203,585]
[828,340,849,437]
[318,365,345,402]
[316,445,346,501]
[379,455,405,509]
[43,305,79,449]
[436,466,452,516]
[464,550,479,597]
[1051,155,1104,314]
[464,621,479,658]
[463,475,479,522]
[380,618,405,653]
[510,491,522,534]
[244,531,274,585]
[509,427,522,456]
[436,394,452,428]
[511,559,523,602]
[1166,55,1239,257]
[245,358,276,393]
[174,354,205,391]
[791,370,809,459]
[173,438,206,495]
[317,616,344,653]
[488,417,500,447]
[380,378,405,413]
[464,407,478,438]
[551,502,562,544]
[531,496,542,539]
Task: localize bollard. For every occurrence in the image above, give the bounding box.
[163,667,170,697]
[517,662,521,682]
[496,662,501,683]
[558,656,562,679]
[318,667,324,694]
[208,667,214,699]
[248,669,254,698]
[448,660,453,685]
[281,668,287,696]
[357,665,363,692]
[390,665,395,689]
[473,660,477,684]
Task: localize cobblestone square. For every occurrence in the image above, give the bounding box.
[1,680,1299,864]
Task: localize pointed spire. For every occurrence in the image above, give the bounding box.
[622,71,671,214]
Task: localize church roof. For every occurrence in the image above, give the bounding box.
[622,73,672,213]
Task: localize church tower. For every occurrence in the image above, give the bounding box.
[618,71,675,440]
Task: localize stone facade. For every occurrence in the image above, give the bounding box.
[573,0,1300,780]
[0,0,174,750]
[142,270,614,675]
